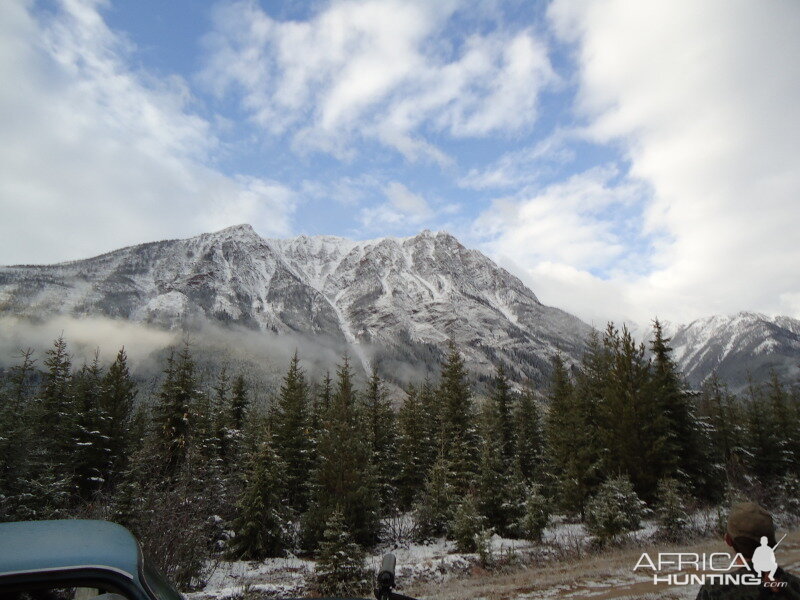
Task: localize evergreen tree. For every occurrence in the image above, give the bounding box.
[585,475,645,544]
[414,451,456,540]
[649,320,710,495]
[698,373,747,485]
[71,353,107,500]
[600,325,665,502]
[228,438,291,559]
[744,380,782,485]
[363,370,398,512]
[545,353,599,515]
[417,378,440,476]
[303,357,379,551]
[271,352,313,513]
[438,340,478,493]
[313,508,371,598]
[451,494,487,553]
[655,478,690,542]
[153,343,198,477]
[31,336,76,514]
[519,485,550,542]
[765,372,800,475]
[227,374,250,463]
[99,347,136,491]
[487,365,515,466]
[0,349,37,520]
[515,386,543,485]
[397,385,427,510]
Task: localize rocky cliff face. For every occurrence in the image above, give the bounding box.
[0,225,592,384]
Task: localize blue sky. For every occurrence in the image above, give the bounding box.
[1,0,799,326]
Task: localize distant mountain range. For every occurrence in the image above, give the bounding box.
[669,312,800,391]
[0,225,797,390]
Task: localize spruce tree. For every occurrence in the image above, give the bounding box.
[397,385,427,510]
[414,450,456,540]
[363,370,398,513]
[99,347,136,491]
[32,336,76,514]
[0,349,37,520]
[545,353,599,515]
[520,485,550,542]
[302,357,379,551]
[515,387,543,485]
[600,325,672,502]
[585,475,645,544]
[313,508,371,598]
[71,353,107,500]
[271,352,313,513]
[228,373,250,463]
[488,365,515,466]
[451,493,486,553]
[229,438,290,559]
[438,340,477,493]
[153,343,198,477]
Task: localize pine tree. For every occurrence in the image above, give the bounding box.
[451,494,487,553]
[488,365,515,466]
[397,385,427,510]
[31,336,76,514]
[228,374,250,463]
[0,349,37,520]
[414,451,456,540]
[71,352,107,500]
[313,508,371,598]
[520,485,550,542]
[648,319,710,495]
[601,325,666,501]
[99,347,137,491]
[545,353,598,515]
[744,379,782,485]
[698,373,747,485]
[585,475,645,544]
[302,357,379,551]
[271,352,313,513]
[655,478,690,542]
[515,386,543,485]
[153,343,198,477]
[363,370,398,513]
[229,438,291,559]
[418,378,440,476]
[438,340,478,493]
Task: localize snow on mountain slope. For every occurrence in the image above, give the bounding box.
[0,225,592,384]
[670,312,800,389]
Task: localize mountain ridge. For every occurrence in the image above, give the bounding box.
[0,225,589,385]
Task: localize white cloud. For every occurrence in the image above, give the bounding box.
[360,181,434,229]
[482,0,800,326]
[477,167,649,272]
[201,0,556,162]
[459,128,577,189]
[0,0,295,265]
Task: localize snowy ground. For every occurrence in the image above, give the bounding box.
[187,510,797,600]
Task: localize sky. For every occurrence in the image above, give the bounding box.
[0,0,798,328]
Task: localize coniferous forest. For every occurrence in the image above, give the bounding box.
[1,320,800,591]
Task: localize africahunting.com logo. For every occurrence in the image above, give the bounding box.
[634,534,787,588]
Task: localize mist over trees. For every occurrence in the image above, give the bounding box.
[1,321,799,588]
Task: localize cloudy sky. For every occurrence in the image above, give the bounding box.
[1,0,798,328]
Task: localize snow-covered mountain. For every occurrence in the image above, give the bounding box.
[669,312,800,390]
[0,225,592,384]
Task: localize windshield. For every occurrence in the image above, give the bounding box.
[141,562,183,600]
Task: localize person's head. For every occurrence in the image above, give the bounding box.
[723,502,776,560]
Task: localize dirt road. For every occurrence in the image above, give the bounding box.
[407,531,800,600]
